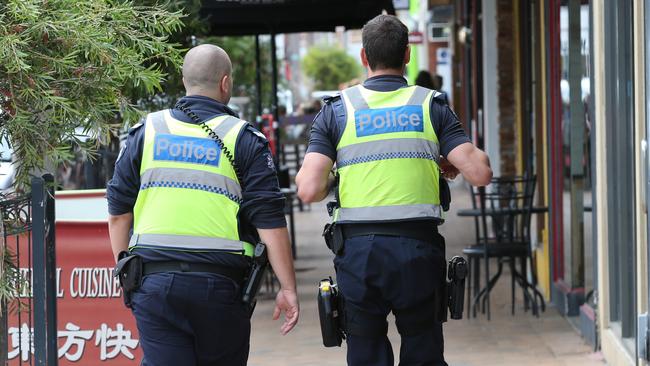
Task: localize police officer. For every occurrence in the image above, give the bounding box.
[107,44,299,366]
[296,15,491,366]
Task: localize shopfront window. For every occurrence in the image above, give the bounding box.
[558,0,593,301]
[603,0,636,340]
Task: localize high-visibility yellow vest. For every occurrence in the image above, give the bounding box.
[334,85,442,223]
[131,110,254,257]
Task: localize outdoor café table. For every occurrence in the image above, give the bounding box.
[456,206,548,316]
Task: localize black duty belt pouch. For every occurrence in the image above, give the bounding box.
[113,252,143,309]
[440,176,451,212]
[317,277,346,347]
[323,223,344,255]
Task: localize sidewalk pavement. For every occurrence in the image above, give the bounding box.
[248,185,605,366]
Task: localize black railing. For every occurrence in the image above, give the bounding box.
[1,175,58,366]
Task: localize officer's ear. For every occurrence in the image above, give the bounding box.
[220,74,231,94]
[360,48,370,69]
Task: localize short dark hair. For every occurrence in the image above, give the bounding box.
[362,15,409,70]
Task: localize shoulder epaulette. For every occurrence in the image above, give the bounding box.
[128,121,144,135]
[246,125,267,141]
[322,93,342,104]
[431,90,449,105]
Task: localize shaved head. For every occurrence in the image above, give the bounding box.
[182,44,233,102]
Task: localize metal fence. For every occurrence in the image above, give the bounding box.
[1,175,58,366]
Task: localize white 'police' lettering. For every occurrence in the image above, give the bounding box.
[153,134,221,166]
[354,106,425,137]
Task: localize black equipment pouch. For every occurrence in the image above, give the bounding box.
[447,256,468,320]
[113,251,143,309]
[317,277,345,347]
[440,176,451,212]
[241,243,269,318]
[322,223,344,255]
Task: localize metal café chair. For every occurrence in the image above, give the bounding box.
[462,175,545,320]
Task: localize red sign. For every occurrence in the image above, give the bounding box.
[408,31,425,44]
[7,220,141,365]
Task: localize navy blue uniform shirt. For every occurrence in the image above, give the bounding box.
[107,95,286,268]
[307,75,471,161]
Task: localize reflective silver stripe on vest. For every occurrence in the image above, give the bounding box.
[345,85,431,110]
[150,111,170,134]
[406,86,431,105]
[129,233,246,252]
[344,86,369,110]
[140,167,242,203]
[336,138,440,168]
[336,204,443,222]
[213,116,241,138]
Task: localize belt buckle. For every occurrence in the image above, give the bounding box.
[179,262,190,272]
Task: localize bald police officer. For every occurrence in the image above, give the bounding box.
[297,15,491,366]
[108,44,299,366]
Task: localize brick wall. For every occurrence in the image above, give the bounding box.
[496,0,517,177]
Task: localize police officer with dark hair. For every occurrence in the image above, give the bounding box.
[296,14,491,366]
[107,44,299,366]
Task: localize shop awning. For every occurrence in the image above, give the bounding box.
[201,0,396,36]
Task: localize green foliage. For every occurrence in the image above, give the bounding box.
[0,245,25,311]
[134,0,206,111]
[302,46,361,91]
[0,0,185,186]
[202,35,274,120]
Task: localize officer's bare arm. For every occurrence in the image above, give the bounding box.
[446,142,493,186]
[296,152,335,203]
[108,213,133,262]
[257,227,300,335]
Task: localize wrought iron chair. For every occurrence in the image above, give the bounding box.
[462,175,545,320]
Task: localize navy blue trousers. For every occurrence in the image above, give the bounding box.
[131,272,250,366]
[334,234,448,366]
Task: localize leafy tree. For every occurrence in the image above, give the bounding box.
[135,0,205,111]
[202,35,274,121]
[302,46,361,90]
[0,0,185,186]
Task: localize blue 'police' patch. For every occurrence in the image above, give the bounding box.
[354,106,424,137]
[153,134,220,167]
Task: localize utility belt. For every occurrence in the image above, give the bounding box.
[113,242,269,317]
[142,261,247,283]
[323,221,439,255]
[342,222,438,242]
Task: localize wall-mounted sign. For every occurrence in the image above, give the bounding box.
[7,220,142,365]
[408,31,425,44]
[393,0,409,10]
[428,22,451,42]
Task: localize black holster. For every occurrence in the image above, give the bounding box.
[323,223,344,255]
[447,256,467,320]
[113,251,143,309]
[241,243,269,318]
